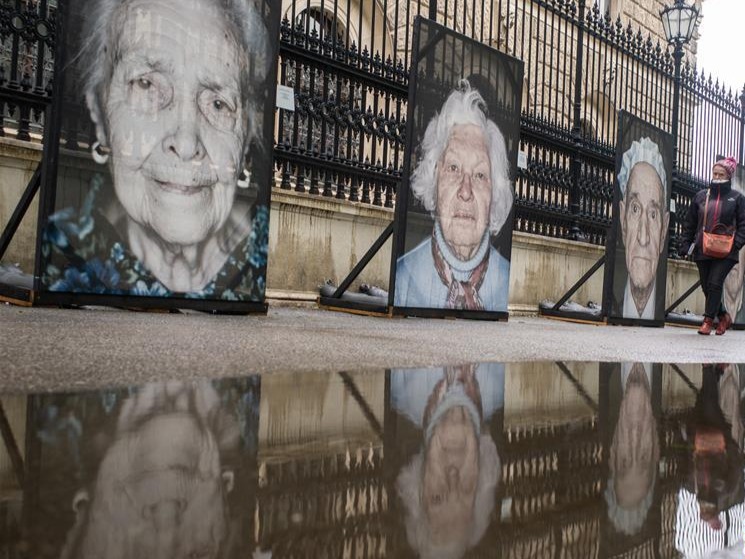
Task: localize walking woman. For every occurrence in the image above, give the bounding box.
[679,157,745,335]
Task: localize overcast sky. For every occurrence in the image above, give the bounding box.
[696,0,745,93]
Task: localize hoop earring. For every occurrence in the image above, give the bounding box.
[237,168,250,189]
[91,141,110,165]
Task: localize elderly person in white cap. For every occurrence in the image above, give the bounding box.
[614,137,669,320]
[393,364,502,559]
[394,80,513,312]
[604,363,659,537]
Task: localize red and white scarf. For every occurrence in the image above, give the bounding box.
[431,229,490,311]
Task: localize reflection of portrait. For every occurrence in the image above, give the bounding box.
[615,138,669,320]
[394,80,513,311]
[59,381,242,559]
[42,0,271,300]
[604,363,659,536]
[392,364,503,558]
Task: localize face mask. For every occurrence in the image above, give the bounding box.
[711,179,731,187]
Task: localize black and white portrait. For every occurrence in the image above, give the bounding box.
[24,378,261,559]
[392,19,523,317]
[39,0,279,305]
[605,113,673,325]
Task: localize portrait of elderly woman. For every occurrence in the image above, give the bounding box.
[39,0,277,302]
[609,131,671,322]
[604,363,659,539]
[392,363,503,558]
[20,377,261,559]
[394,81,514,312]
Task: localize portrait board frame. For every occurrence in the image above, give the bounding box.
[598,362,663,555]
[725,164,745,329]
[31,0,280,313]
[20,375,262,559]
[388,17,523,320]
[603,111,674,327]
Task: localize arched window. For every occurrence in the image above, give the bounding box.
[296,7,345,44]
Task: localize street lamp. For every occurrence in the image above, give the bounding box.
[659,0,700,257]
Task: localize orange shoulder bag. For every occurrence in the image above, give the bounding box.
[702,189,735,259]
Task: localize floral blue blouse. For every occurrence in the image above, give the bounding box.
[41,176,268,301]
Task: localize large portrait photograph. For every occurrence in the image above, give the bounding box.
[21,377,262,559]
[386,363,505,557]
[36,0,280,311]
[390,17,523,319]
[604,112,673,326]
[724,164,745,327]
[599,362,662,555]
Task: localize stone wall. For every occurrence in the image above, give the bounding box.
[0,137,705,314]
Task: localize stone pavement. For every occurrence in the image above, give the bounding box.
[2,302,745,392]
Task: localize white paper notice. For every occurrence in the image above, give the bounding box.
[517,151,528,170]
[276,85,295,112]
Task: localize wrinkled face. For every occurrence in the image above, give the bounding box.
[74,414,228,559]
[102,0,249,246]
[422,406,479,543]
[435,124,493,260]
[612,368,658,508]
[620,163,668,292]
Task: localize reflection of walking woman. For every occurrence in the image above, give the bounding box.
[680,157,745,335]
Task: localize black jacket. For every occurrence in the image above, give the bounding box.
[680,181,745,262]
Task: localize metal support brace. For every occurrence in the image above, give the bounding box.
[551,255,606,311]
[0,401,24,489]
[332,221,394,299]
[664,280,701,316]
[0,165,41,262]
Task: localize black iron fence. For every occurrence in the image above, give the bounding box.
[1,0,744,251]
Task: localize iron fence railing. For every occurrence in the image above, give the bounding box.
[1,0,744,251]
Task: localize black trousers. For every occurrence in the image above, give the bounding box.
[696,259,736,318]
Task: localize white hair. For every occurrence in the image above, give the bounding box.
[395,434,500,559]
[604,476,656,536]
[618,137,667,201]
[78,0,269,149]
[410,80,514,235]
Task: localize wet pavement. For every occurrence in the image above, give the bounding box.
[5,305,745,392]
[0,360,744,558]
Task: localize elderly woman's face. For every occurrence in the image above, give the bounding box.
[103,0,248,246]
[435,124,492,260]
[74,414,228,559]
[423,406,479,542]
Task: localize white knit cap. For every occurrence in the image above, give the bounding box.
[618,137,667,200]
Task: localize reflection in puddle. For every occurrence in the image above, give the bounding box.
[0,363,744,558]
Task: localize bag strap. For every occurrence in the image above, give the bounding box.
[704,189,710,232]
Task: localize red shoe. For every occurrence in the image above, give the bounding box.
[699,317,714,335]
[716,313,732,335]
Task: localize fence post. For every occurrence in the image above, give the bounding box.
[568,0,586,240]
[740,84,745,164]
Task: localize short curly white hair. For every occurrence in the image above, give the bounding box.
[618,137,667,201]
[396,434,500,559]
[410,80,514,235]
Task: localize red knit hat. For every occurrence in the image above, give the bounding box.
[714,157,738,179]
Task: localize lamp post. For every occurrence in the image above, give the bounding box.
[660,0,700,258]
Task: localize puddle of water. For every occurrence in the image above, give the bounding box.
[0,362,741,558]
